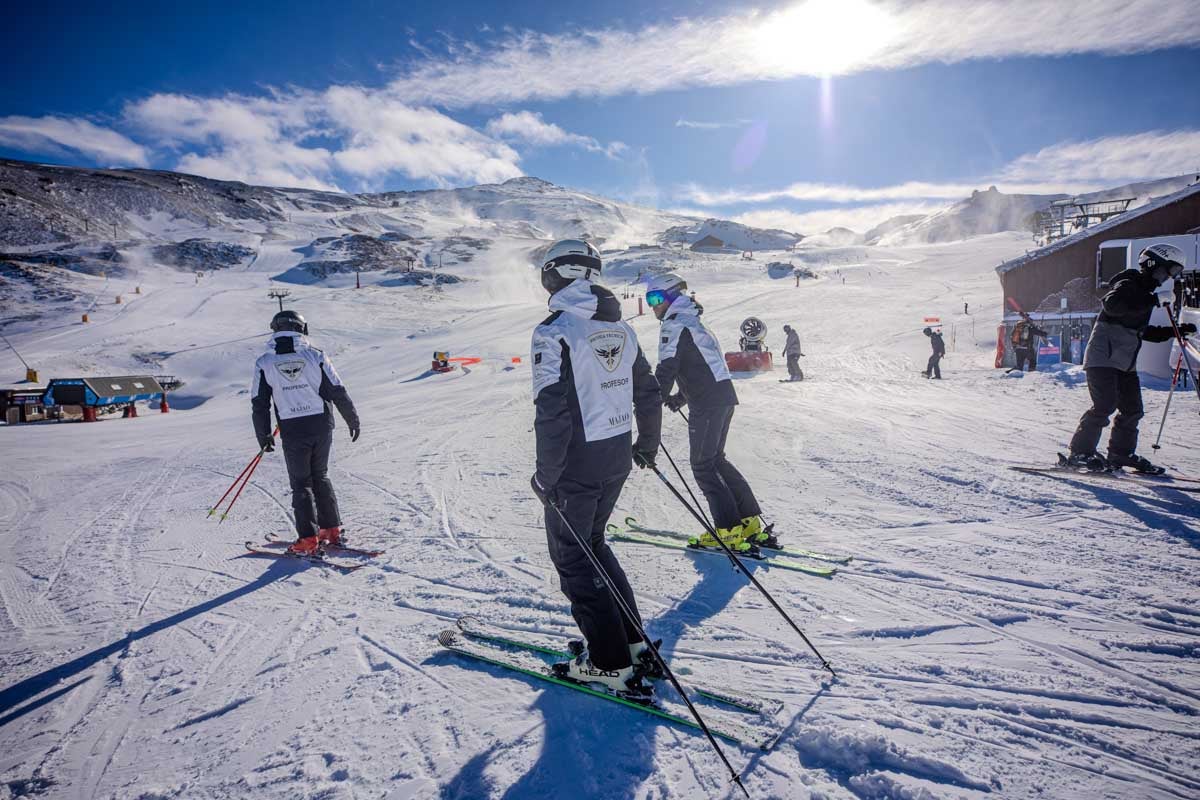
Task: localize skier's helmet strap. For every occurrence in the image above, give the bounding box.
[271,310,308,335]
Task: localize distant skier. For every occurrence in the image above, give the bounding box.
[530,239,663,698]
[251,311,360,555]
[645,274,769,550]
[1011,312,1048,372]
[1066,244,1195,473]
[782,324,805,381]
[923,327,945,379]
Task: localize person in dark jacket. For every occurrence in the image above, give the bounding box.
[782,324,805,381]
[923,327,945,379]
[1011,312,1049,372]
[645,273,768,550]
[530,239,663,698]
[251,311,360,554]
[1067,244,1195,472]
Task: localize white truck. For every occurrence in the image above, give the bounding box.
[1097,234,1199,379]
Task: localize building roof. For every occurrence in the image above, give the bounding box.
[996,180,1200,275]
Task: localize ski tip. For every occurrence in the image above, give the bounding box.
[624,516,637,526]
[605,523,620,533]
[456,615,481,632]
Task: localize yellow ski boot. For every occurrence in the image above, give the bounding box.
[688,525,752,552]
[740,516,775,546]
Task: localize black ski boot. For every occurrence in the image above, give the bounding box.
[1107,452,1166,475]
[1062,451,1109,472]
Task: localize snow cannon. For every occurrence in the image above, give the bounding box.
[725,317,773,373]
[431,351,455,373]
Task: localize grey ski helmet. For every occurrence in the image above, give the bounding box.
[271,310,308,335]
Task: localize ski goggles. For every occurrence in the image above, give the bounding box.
[646,290,670,307]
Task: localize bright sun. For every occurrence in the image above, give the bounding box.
[752,0,896,76]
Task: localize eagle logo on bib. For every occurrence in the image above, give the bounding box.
[588,330,626,373]
[276,360,305,381]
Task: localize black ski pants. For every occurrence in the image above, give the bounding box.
[544,471,642,671]
[281,424,341,538]
[1069,367,1144,459]
[786,353,803,380]
[689,404,761,530]
[925,353,942,379]
[1014,347,1036,372]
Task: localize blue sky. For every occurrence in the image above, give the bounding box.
[3,0,1199,233]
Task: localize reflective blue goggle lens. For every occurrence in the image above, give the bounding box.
[646,290,668,307]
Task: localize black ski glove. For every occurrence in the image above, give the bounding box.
[664,393,687,412]
[632,444,657,470]
[1180,322,1197,336]
[530,474,559,508]
[349,424,360,442]
[258,434,275,453]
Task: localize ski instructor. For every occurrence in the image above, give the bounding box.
[1066,244,1196,473]
[645,274,769,551]
[251,310,360,555]
[530,239,663,698]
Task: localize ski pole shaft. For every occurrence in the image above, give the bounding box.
[1151,353,1184,450]
[546,501,749,797]
[650,465,836,678]
[660,442,713,530]
[208,427,278,516]
[219,442,270,523]
[1163,304,1200,407]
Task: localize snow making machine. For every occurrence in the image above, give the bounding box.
[725,317,774,373]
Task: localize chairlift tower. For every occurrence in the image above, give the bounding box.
[268,289,291,312]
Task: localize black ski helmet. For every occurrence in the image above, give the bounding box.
[923,327,932,336]
[271,310,308,335]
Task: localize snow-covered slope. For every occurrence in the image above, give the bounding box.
[2,223,1198,799]
[659,218,803,251]
[880,175,1199,245]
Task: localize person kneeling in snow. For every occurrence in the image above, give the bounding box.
[530,239,663,699]
[251,310,360,555]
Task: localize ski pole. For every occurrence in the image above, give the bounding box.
[1163,303,1200,408]
[1151,351,1185,451]
[660,441,713,530]
[648,464,837,678]
[544,499,750,798]
[218,451,264,523]
[208,427,278,516]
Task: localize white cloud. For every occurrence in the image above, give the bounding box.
[735,203,946,235]
[681,130,1200,211]
[999,130,1200,185]
[385,0,1200,107]
[485,111,626,159]
[675,119,753,130]
[122,88,523,190]
[0,115,149,167]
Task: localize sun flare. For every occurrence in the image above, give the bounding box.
[753,0,896,76]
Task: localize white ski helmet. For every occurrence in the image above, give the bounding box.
[644,272,687,309]
[1138,243,1185,284]
[541,239,601,293]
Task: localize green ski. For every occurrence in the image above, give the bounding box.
[455,615,781,716]
[607,526,837,578]
[437,629,777,750]
[623,516,851,564]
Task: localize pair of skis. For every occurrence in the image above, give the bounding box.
[244,533,383,572]
[439,616,782,749]
[1011,455,1200,494]
[606,517,849,577]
